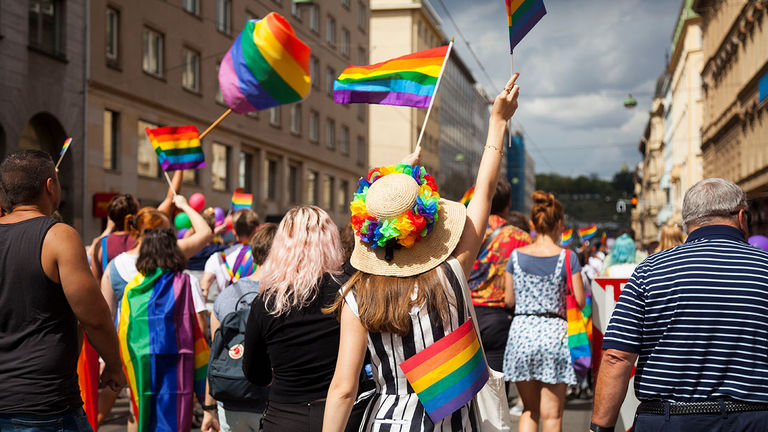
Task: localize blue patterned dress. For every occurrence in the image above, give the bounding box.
[503,250,576,385]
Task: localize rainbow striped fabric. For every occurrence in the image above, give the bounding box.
[458,186,474,207]
[145,126,206,171]
[561,228,573,246]
[506,0,547,52]
[334,46,449,108]
[59,137,72,158]
[222,245,256,283]
[231,188,253,211]
[219,12,311,114]
[578,225,598,241]
[118,270,209,432]
[400,318,489,422]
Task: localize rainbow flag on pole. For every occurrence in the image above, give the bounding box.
[459,186,474,206]
[219,12,311,114]
[334,45,450,108]
[561,228,573,246]
[506,0,547,52]
[400,319,489,422]
[118,270,209,432]
[231,188,253,211]
[146,126,206,171]
[59,137,72,158]
[578,225,598,241]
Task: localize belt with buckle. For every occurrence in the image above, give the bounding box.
[637,400,768,416]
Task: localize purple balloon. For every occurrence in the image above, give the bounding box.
[214,207,225,225]
[177,228,189,239]
[748,235,768,252]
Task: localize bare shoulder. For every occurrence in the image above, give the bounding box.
[45,222,86,253]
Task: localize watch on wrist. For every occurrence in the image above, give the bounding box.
[590,423,615,432]
[201,403,218,411]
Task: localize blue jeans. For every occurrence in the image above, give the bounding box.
[0,409,92,432]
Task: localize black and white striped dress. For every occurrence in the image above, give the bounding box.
[343,258,477,432]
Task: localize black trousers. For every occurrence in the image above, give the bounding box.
[474,305,513,372]
[633,410,768,432]
[262,400,326,432]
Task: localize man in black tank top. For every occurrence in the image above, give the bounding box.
[0,151,125,429]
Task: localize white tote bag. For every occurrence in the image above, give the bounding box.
[448,259,513,432]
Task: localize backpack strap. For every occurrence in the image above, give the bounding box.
[101,235,110,273]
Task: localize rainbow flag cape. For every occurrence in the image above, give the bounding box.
[561,228,573,246]
[59,137,72,158]
[334,45,450,108]
[400,319,489,422]
[506,0,547,53]
[146,126,206,171]
[578,225,598,241]
[118,269,209,432]
[219,12,311,114]
[231,188,253,211]
[459,186,474,207]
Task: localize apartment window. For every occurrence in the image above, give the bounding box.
[269,107,281,127]
[245,11,258,22]
[290,104,302,135]
[342,0,350,9]
[142,28,163,77]
[103,110,119,170]
[211,142,230,191]
[326,68,335,97]
[326,16,336,46]
[322,175,334,210]
[340,125,350,155]
[306,170,319,205]
[264,158,278,201]
[309,5,319,33]
[106,7,119,63]
[341,29,350,57]
[239,151,253,190]
[358,2,366,31]
[182,48,200,92]
[310,56,320,89]
[215,60,225,104]
[325,119,335,150]
[309,110,319,143]
[28,0,64,56]
[356,136,366,166]
[288,164,300,204]
[216,0,232,34]
[358,46,366,64]
[183,168,198,184]
[183,0,199,15]
[137,120,160,177]
[337,180,349,212]
[291,1,300,19]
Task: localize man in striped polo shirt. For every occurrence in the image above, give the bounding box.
[591,178,768,432]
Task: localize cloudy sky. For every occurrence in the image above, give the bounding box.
[432,0,682,177]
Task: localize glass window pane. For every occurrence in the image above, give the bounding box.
[264,158,278,200]
[309,110,319,143]
[106,8,119,61]
[340,126,349,155]
[357,136,366,166]
[337,180,349,212]
[103,110,119,170]
[211,142,229,190]
[239,151,252,190]
[182,48,199,91]
[306,170,318,205]
[137,120,159,177]
[322,175,334,210]
[290,104,301,135]
[325,119,335,150]
[288,164,299,204]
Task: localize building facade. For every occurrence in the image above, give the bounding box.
[508,133,535,215]
[693,0,768,235]
[0,0,87,230]
[82,0,371,240]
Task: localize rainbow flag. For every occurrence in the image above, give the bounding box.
[561,228,573,246]
[334,45,450,108]
[222,245,256,283]
[600,231,607,245]
[231,188,253,211]
[146,126,206,171]
[77,338,99,431]
[506,0,547,53]
[400,319,489,422]
[219,12,311,114]
[118,270,209,432]
[59,137,72,158]
[459,186,474,206]
[578,225,598,241]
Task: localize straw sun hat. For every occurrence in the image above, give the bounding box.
[350,165,466,277]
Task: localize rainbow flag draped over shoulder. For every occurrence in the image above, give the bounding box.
[561,228,573,246]
[506,0,547,52]
[219,12,311,114]
[334,46,449,108]
[146,126,206,171]
[578,225,598,241]
[231,188,253,211]
[459,186,474,207]
[400,319,489,423]
[118,269,209,432]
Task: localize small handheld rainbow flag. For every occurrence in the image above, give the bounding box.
[400,318,489,423]
[118,270,209,432]
[561,228,573,246]
[59,137,72,158]
[578,225,598,242]
[600,231,607,245]
[506,0,547,53]
[459,186,475,206]
[334,45,450,108]
[219,12,311,114]
[146,126,206,171]
[231,188,253,211]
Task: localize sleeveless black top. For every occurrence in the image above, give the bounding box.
[0,216,82,414]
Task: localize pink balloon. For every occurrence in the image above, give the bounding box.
[225,214,233,231]
[189,193,206,212]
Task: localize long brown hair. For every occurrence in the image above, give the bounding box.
[654,224,684,253]
[136,228,187,275]
[327,265,454,336]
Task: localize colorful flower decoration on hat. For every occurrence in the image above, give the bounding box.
[350,163,439,249]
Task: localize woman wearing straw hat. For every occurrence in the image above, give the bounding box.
[323,74,521,431]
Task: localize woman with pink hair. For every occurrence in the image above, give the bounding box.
[242,206,345,432]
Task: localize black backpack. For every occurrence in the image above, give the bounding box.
[208,292,269,403]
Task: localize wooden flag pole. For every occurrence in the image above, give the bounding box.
[200,108,233,140]
[55,138,73,170]
[414,39,454,152]
[163,171,178,197]
[509,53,514,148]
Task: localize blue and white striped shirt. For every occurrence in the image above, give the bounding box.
[603,225,768,403]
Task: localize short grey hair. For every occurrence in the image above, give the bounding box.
[682,178,747,232]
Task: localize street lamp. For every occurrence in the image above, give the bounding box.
[623,94,638,109]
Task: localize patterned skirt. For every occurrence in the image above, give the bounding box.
[502,315,576,385]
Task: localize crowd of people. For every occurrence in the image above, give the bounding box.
[2,71,768,432]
